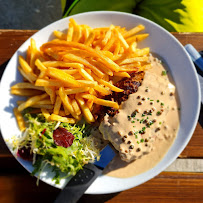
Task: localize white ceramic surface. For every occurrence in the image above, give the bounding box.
[0,11,200,194]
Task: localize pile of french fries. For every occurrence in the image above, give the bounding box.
[11,18,151,131]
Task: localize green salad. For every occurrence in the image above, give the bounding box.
[14,113,100,184]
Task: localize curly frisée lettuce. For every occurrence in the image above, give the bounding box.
[14,113,100,184]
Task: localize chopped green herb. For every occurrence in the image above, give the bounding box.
[140,119,144,123]
[147,117,149,119]
[159,122,162,125]
[131,120,135,123]
[150,100,154,101]
[131,111,136,117]
[141,114,145,117]
[140,139,144,143]
[162,70,167,75]
[139,127,146,134]
[157,100,160,103]
[137,141,140,144]
[161,102,164,106]
[137,119,140,121]
[157,111,161,116]
[147,98,150,100]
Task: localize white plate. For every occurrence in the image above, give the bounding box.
[0,11,200,194]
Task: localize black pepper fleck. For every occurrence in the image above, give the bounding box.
[136,148,141,152]
[128,131,133,135]
[155,127,161,132]
[129,145,134,149]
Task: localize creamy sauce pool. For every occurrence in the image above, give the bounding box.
[99,57,180,178]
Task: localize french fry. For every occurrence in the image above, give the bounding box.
[134,47,150,56]
[63,103,70,115]
[80,93,95,100]
[34,99,52,105]
[11,89,43,96]
[35,59,47,78]
[62,69,78,75]
[119,56,149,65]
[64,53,104,78]
[35,79,63,87]
[78,67,94,81]
[18,93,48,112]
[31,104,53,109]
[80,94,119,109]
[30,38,38,70]
[94,85,112,95]
[64,87,90,95]
[136,33,149,42]
[129,41,137,53]
[54,30,67,40]
[77,80,97,87]
[49,114,76,124]
[94,97,119,109]
[41,41,120,72]
[126,33,149,44]
[41,108,51,120]
[42,61,84,69]
[123,24,145,38]
[114,41,120,55]
[86,99,94,111]
[113,72,131,78]
[19,56,37,82]
[11,82,44,91]
[70,18,82,42]
[88,58,113,76]
[13,108,26,131]
[18,66,37,84]
[103,34,115,51]
[53,96,62,115]
[102,25,114,46]
[44,86,55,104]
[93,74,124,92]
[71,99,81,116]
[75,95,95,123]
[84,30,95,46]
[58,110,66,117]
[89,88,98,96]
[67,24,74,41]
[58,87,79,119]
[115,29,129,50]
[46,67,81,87]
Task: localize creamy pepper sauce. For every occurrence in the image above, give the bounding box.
[99,56,180,178]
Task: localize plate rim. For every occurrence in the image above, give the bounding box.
[0,11,201,194]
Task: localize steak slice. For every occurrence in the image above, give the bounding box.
[93,71,145,120]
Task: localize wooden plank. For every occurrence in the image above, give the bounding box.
[0,31,202,159]
[0,30,36,64]
[172,32,203,51]
[0,172,202,203]
[180,123,203,158]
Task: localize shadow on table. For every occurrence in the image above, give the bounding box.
[79,192,120,203]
